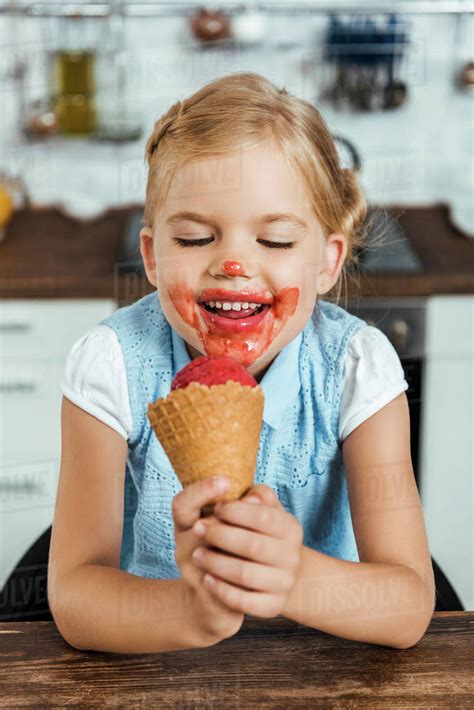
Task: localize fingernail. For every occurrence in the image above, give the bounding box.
[194,521,206,536]
[246,496,261,504]
[204,574,215,587]
[213,476,230,491]
[193,547,204,562]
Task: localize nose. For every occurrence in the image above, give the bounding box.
[221,260,246,277]
[209,257,251,280]
[207,231,258,280]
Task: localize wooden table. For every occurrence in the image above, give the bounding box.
[0,611,472,707]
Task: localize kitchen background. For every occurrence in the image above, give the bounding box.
[0,1,472,621]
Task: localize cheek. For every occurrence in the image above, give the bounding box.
[279,258,319,317]
[302,262,320,306]
[156,253,198,292]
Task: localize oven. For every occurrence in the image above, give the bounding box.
[345,297,425,488]
[345,296,464,611]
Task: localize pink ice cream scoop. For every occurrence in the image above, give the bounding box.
[171,355,258,391]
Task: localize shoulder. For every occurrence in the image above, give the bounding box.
[317,299,366,328]
[100,291,173,360]
[101,291,161,330]
[61,324,131,440]
[303,301,367,381]
[339,325,408,442]
[69,323,122,354]
[63,323,124,373]
[345,325,405,378]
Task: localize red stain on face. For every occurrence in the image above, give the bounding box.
[222,261,245,276]
[167,284,299,367]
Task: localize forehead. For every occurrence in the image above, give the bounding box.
[161,141,311,218]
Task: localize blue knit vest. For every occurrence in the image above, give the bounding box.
[100,291,367,579]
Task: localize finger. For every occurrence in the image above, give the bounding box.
[193,545,293,594]
[202,574,284,619]
[214,498,295,541]
[195,518,293,567]
[242,484,281,508]
[172,476,230,531]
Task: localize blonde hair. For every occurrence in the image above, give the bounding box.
[143,72,367,306]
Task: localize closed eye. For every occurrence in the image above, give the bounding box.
[173,237,296,249]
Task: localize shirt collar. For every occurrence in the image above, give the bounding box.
[171,327,302,431]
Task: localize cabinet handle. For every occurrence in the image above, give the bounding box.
[0,480,45,495]
[390,319,410,352]
[0,382,37,393]
[0,322,32,333]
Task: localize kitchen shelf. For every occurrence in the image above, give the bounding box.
[0,203,473,301]
[1,1,473,17]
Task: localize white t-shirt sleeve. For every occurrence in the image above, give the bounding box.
[339,325,409,442]
[60,324,132,441]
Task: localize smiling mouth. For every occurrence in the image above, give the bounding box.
[197,302,271,331]
[201,303,268,320]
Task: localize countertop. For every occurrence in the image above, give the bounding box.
[0,203,472,303]
[0,612,472,707]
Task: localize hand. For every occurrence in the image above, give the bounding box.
[191,484,304,619]
[172,476,245,644]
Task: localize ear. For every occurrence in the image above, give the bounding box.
[317,233,347,296]
[139,226,157,287]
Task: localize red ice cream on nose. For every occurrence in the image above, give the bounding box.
[171,355,258,391]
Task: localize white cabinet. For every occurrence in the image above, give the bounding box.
[0,458,60,608]
[0,300,118,360]
[419,295,474,611]
[0,358,67,460]
[0,299,117,592]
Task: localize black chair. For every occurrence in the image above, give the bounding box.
[1,527,53,622]
[0,526,465,622]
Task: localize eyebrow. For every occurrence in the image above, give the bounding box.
[165,210,308,231]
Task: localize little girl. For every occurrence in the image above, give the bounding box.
[48,72,435,654]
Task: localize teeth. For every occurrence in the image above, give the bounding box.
[205,300,260,310]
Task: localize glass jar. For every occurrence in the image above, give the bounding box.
[51,15,99,136]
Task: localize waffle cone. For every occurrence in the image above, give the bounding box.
[147,380,264,515]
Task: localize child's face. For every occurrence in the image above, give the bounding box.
[140,139,346,381]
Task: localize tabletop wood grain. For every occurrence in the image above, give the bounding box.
[0,611,472,707]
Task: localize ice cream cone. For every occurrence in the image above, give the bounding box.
[147,380,264,516]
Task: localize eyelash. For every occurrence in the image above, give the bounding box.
[173,237,295,250]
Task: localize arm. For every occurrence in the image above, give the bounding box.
[48,397,220,653]
[54,565,210,653]
[281,393,436,649]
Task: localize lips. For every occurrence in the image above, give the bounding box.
[198,303,271,333]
